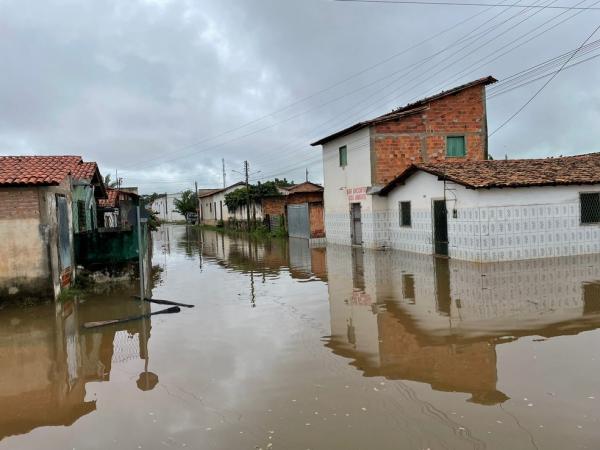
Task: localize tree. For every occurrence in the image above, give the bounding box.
[173,190,197,216]
[103,174,119,188]
[224,178,294,212]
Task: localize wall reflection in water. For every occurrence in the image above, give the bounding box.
[324,246,600,405]
[0,296,155,442]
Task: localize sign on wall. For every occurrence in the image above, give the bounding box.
[347,187,367,202]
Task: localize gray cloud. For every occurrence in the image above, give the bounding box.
[0,0,599,193]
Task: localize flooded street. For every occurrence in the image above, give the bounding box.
[2,225,600,449]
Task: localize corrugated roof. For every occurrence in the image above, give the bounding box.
[310,76,497,146]
[378,152,600,194]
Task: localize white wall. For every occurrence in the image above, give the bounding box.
[152,194,186,222]
[381,170,600,261]
[322,127,372,245]
[200,185,264,224]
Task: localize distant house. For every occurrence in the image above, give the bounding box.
[97,188,140,229]
[310,76,496,247]
[0,155,104,301]
[199,182,263,225]
[261,182,325,239]
[151,193,186,223]
[372,153,600,261]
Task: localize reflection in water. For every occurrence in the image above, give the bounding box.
[324,246,600,405]
[4,226,600,449]
[0,293,155,442]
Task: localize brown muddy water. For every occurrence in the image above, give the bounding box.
[2,225,600,450]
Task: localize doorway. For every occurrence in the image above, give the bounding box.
[351,203,362,245]
[432,200,448,256]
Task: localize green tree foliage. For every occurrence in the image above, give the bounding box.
[225,179,293,212]
[173,190,198,216]
[103,174,119,188]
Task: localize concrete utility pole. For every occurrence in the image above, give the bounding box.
[305,168,309,182]
[222,158,226,188]
[244,160,251,229]
[194,181,200,223]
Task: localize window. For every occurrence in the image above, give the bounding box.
[446,136,466,157]
[580,192,600,224]
[339,145,348,167]
[399,201,411,227]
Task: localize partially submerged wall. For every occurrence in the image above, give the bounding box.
[0,187,53,300]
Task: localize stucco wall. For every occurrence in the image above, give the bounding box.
[0,182,74,301]
[322,127,371,245]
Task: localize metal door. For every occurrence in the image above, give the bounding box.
[433,200,448,256]
[351,203,362,245]
[288,203,310,239]
[56,195,72,270]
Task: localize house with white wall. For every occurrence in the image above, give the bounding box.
[151,193,186,222]
[311,76,496,248]
[199,182,263,225]
[372,153,600,262]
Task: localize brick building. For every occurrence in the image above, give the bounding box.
[0,156,105,302]
[311,76,496,247]
[261,182,325,239]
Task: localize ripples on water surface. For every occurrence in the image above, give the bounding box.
[1,225,600,449]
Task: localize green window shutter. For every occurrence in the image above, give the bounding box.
[339,146,347,167]
[447,136,466,157]
[580,193,600,224]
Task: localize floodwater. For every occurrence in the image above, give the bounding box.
[2,226,600,449]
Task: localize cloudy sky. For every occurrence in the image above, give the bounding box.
[1,0,599,193]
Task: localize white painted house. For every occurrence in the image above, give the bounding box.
[371,153,600,262]
[151,193,186,222]
[311,77,495,248]
[199,182,263,225]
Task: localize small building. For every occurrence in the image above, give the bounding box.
[71,162,107,234]
[0,156,97,301]
[199,182,263,225]
[151,192,186,223]
[311,76,496,247]
[76,187,147,267]
[262,182,325,240]
[372,153,600,262]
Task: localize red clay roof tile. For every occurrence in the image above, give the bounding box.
[379,153,600,194]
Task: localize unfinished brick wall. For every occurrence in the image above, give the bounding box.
[0,188,40,219]
[262,197,287,216]
[309,202,325,238]
[371,85,488,185]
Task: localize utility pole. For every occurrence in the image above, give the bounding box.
[194,181,199,223]
[305,168,309,182]
[244,160,251,229]
[222,158,226,188]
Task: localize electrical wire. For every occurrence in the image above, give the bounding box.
[490,22,600,136]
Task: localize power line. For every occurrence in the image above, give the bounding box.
[490,22,600,136]
[333,0,600,9]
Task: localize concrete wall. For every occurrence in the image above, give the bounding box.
[0,181,74,302]
[380,171,600,261]
[322,127,372,245]
[152,194,186,222]
[200,186,263,225]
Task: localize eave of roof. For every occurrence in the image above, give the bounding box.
[378,152,600,195]
[310,76,497,147]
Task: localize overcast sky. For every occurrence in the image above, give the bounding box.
[1,0,599,193]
